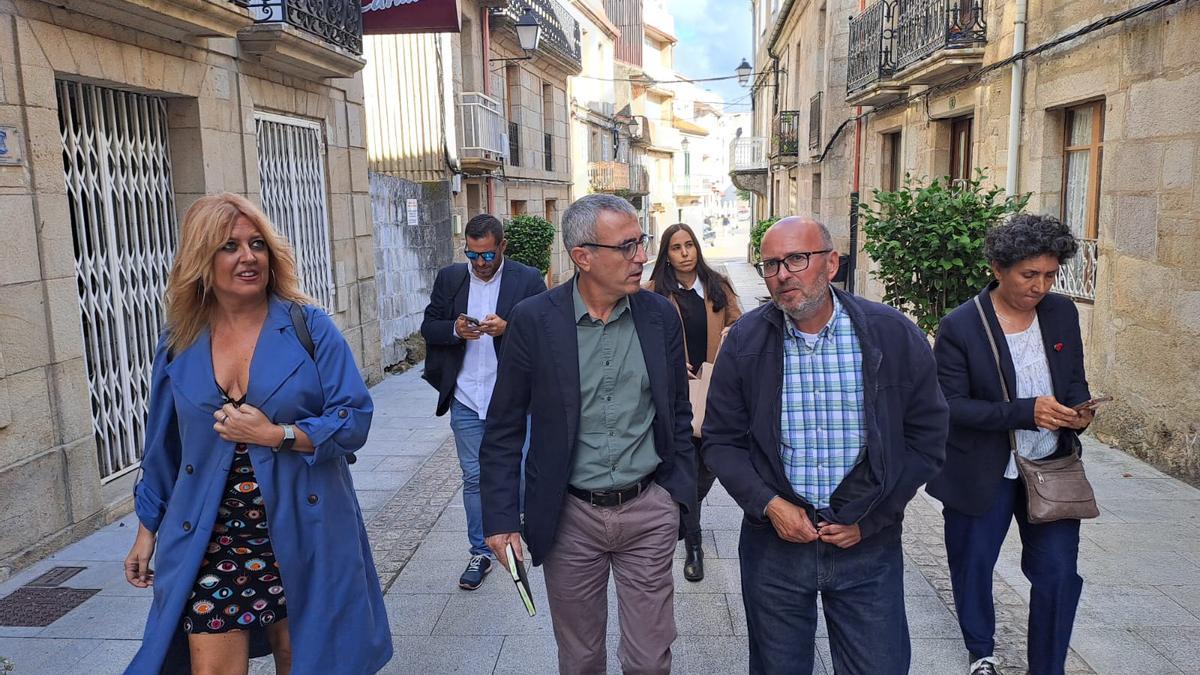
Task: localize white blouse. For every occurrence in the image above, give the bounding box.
[1003,314,1059,478]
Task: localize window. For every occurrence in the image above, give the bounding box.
[812,173,822,218]
[949,116,973,183]
[1062,100,1104,239]
[506,65,521,166]
[510,199,527,216]
[882,131,902,192]
[542,83,554,171]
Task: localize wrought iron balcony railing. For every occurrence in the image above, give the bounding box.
[247,0,363,54]
[771,111,802,159]
[847,0,896,94]
[809,92,823,152]
[894,0,986,72]
[1053,238,1097,301]
[494,0,582,68]
[589,160,650,195]
[730,137,767,172]
[460,93,507,168]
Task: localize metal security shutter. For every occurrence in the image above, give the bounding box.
[56,80,177,481]
[254,113,336,309]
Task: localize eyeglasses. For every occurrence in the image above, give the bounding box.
[464,250,498,262]
[754,249,834,278]
[582,233,650,261]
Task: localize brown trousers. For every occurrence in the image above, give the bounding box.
[542,481,680,675]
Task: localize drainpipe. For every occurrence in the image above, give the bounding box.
[847,0,866,295]
[482,5,496,214]
[1005,0,1028,196]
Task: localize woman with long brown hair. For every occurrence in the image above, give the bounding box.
[123,193,391,674]
[646,222,742,581]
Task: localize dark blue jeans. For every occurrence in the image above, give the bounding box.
[943,477,1083,675]
[739,518,910,675]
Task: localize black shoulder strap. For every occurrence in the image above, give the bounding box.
[290,302,316,360]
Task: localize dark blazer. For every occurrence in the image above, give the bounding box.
[926,283,1091,516]
[479,279,698,566]
[419,260,547,416]
[703,288,948,540]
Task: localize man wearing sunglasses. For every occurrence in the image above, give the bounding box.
[480,194,696,674]
[703,216,948,674]
[420,213,547,591]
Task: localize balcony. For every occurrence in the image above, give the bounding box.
[459,92,506,175]
[60,0,254,42]
[893,0,987,85]
[846,0,907,106]
[674,175,712,197]
[809,92,823,154]
[1054,238,1097,302]
[771,111,801,165]
[590,161,650,196]
[493,0,582,73]
[729,137,768,196]
[239,0,365,79]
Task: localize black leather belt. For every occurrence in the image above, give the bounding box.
[568,474,656,508]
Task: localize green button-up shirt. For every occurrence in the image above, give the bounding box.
[570,283,660,490]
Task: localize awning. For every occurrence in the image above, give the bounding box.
[362,0,462,35]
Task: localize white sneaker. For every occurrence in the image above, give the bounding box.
[969,656,1001,675]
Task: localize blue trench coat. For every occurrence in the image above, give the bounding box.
[126,298,392,674]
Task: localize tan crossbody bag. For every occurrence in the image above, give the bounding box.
[973,296,1100,524]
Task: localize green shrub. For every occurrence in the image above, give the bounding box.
[750,217,779,262]
[504,214,556,275]
[859,171,1029,335]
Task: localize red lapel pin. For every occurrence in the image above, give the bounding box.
[1054,342,1064,352]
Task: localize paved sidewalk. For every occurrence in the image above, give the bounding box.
[1,277,1199,672]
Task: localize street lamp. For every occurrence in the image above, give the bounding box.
[681,137,690,152]
[735,58,753,86]
[489,8,543,62]
[514,9,542,53]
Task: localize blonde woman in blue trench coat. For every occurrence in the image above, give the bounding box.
[122,193,392,674]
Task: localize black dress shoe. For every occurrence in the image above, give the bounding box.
[683,535,704,582]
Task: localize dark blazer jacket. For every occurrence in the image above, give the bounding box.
[479,279,698,566]
[419,260,547,416]
[926,283,1091,516]
[702,288,948,541]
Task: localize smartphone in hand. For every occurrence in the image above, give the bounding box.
[458,314,482,328]
[1073,395,1113,412]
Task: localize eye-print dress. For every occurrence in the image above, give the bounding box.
[182,391,287,634]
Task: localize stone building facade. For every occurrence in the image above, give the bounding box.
[0,0,376,577]
[743,0,1200,480]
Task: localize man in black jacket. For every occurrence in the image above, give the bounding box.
[480,195,695,675]
[704,217,948,675]
[420,214,545,590]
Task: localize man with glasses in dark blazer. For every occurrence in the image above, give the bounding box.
[480,194,696,675]
[420,213,546,591]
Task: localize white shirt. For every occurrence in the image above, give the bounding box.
[454,262,504,419]
[1003,314,1060,478]
[677,275,705,299]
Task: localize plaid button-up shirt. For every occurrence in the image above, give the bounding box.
[780,291,866,509]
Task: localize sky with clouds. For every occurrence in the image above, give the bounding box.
[664,0,754,113]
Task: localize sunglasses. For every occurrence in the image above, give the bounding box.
[464,250,498,262]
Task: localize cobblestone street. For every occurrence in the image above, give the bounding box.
[0,263,1198,673]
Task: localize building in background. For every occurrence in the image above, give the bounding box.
[742,0,1200,481]
[363,0,582,339]
[0,0,374,576]
[571,0,650,279]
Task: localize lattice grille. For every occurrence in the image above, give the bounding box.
[57,80,177,481]
[254,114,335,310]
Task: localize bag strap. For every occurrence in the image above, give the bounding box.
[973,296,1019,455]
[289,302,316,360]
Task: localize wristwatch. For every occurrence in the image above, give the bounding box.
[275,424,296,453]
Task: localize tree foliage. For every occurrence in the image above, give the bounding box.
[505,214,556,274]
[859,172,1029,335]
[750,217,779,262]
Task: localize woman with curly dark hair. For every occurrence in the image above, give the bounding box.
[928,214,1094,675]
[646,223,742,581]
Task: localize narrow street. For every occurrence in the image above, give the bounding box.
[1,257,1198,674]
